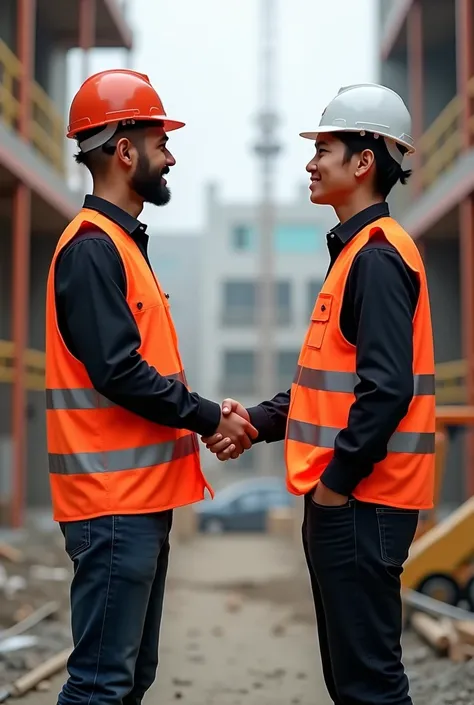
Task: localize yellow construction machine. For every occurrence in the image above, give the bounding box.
[401,406,474,610]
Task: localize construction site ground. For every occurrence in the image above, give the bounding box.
[0,512,473,705]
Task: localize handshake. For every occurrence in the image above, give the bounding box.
[201,398,257,461]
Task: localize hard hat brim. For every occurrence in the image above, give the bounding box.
[161,117,186,132]
[67,115,185,140]
[299,125,415,154]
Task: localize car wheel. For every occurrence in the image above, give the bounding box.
[204,518,225,534]
[415,572,461,606]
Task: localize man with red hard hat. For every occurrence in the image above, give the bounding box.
[45,69,257,705]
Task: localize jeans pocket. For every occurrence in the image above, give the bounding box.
[310,499,354,510]
[61,519,91,559]
[376,508,419,566]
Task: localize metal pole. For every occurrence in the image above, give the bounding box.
[78,0,96,194]
[254,0,281,475]
[11,0,35,527]
[456,0,474,497]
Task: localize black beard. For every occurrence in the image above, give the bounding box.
[132,154,171,207]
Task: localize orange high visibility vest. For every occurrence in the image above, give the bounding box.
[285,217,435,510]
[45,208,212,522]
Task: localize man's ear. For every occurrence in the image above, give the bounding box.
[355,148,375,179]
[116,137,135,167]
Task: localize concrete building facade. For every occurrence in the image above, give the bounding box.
[198,183,337,482]
[147,233,202,393]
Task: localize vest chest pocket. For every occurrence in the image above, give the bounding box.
[307,293,333,349]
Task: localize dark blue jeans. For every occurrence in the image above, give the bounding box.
[302,495,418,705]
[57,511,173,705]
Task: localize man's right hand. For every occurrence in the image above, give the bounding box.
[202,399,255,460]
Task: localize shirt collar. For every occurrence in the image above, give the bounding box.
[329,202,390,246]
[83,195,148,237]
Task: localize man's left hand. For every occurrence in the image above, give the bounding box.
[312,481,348,507]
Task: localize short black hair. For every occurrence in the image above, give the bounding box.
[334,131,412,199]
[73,119,163,175]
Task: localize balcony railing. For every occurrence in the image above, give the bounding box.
[418,77,474,190]
[0,39,65,174]
[0,340,45,392]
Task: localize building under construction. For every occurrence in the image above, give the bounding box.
[0,0,133,527]
[379,0,474,509]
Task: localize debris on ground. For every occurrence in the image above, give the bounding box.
[0,524,473,704]
[0,521,71,696]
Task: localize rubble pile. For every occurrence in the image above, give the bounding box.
[0,532,71,695]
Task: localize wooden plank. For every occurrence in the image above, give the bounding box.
[0,543,23,563]
[411,612,449,654]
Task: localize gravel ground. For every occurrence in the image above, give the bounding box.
[0,514,472,704]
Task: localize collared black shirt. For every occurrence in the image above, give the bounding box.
[247,202,421,497]
[54,195,221,436]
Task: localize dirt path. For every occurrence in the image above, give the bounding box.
[5,520,474,704]
[17,533,332,705]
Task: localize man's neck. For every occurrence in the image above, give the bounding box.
[334,195,384,225]
[92,185,144,220]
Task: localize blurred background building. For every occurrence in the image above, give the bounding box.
[2,0,472,526]
[148,183,336,487]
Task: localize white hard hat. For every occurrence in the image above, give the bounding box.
[300,83,415,166]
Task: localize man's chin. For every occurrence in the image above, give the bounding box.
[146,186,171,207]
[310,190,330,206]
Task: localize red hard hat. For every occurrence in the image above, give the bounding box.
[66,69,185,145]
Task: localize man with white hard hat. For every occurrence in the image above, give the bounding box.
[204,83,435,704]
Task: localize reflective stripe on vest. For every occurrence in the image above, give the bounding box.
[45,372,186,411]
[294,366,435,396]
[49,433,196,475]
[287,419,436,455]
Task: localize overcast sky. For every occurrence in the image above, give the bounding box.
[67,0,378,232]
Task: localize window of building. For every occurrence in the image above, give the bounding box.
[307,279,324,319]
[222,280,291,327]
[277,350,300,387]
[232,224,254,251]
[274,224,325,253]
[223,281,256,325]
[222,350,256,395]
[232,223,327,253]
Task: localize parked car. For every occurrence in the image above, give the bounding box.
[195,476,293,533]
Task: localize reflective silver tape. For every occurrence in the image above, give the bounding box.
[45,388,115,411]
[46,371,187,411]
[293,366,435,397]
[49,433,197,475]
[286,419,435,454]
[413,374,436,396]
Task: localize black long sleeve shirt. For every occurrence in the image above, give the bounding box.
[247,202,420,497]
[54,195,221,437]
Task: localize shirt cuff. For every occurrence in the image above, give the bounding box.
[189,397,221,437]
[247,405,272,444]
[320,456,371,497]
